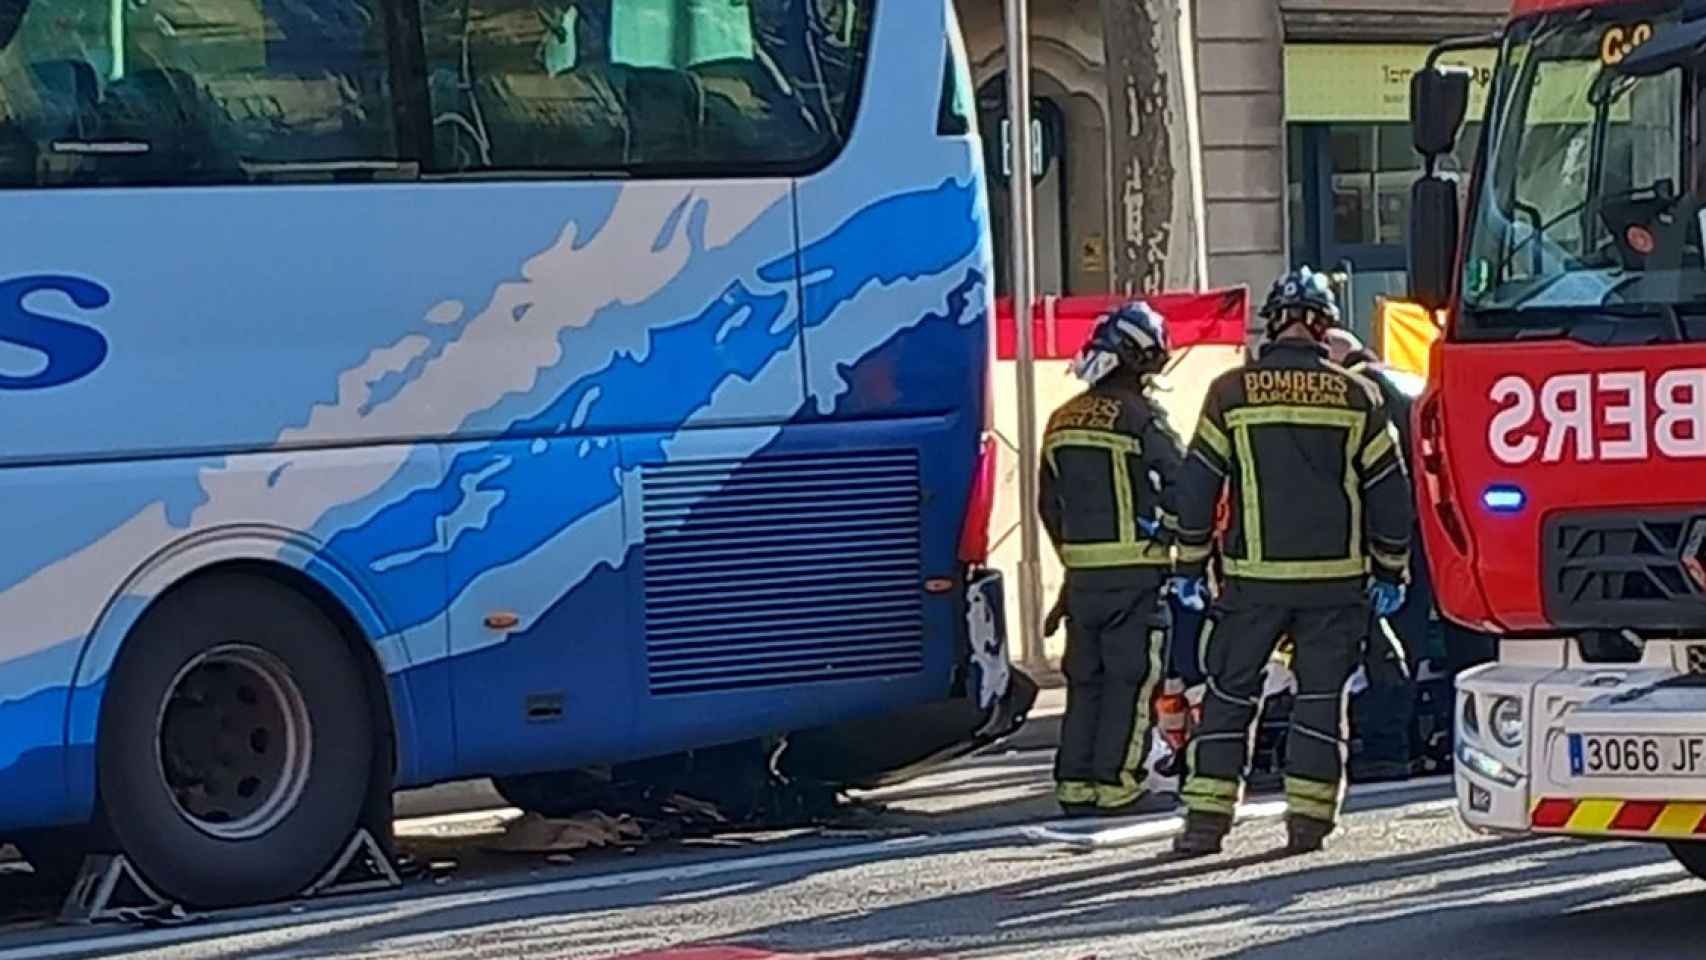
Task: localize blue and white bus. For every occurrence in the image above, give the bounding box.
[0,0,1025,907]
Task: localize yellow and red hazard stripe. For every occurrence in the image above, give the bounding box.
[1531,797,1706,838]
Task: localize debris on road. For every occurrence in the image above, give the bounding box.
[489,811,647,855]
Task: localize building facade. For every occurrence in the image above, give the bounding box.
[957,0,1506,336]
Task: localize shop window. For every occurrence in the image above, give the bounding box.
[1329,126,1378,247]
[1290,120,1484,271]
[1287,125,1308,262]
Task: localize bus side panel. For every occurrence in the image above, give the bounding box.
[796,0,993,684]
[797,0,990,415]
[0,178,812,823]
[303,180,810,778]
[437,434,638,778]
[0,455,227,832]
[0,186,618,465]
[0,648,77,832]
[0,450,443,829]
[0,447,465,832]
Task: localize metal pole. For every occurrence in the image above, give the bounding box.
[1003,0,1045,669]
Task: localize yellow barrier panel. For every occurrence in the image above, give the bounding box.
[1377,298,1440,379]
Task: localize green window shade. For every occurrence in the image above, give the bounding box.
[611,0,754,69]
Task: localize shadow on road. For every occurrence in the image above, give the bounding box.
[708,834,1686,960]
[136,803,1682,960]
[12,772,1632,960]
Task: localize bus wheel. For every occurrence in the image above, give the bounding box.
[98,573,374,909]
[1668,841,1706,881]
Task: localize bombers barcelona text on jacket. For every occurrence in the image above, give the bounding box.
[1038,382,1185,587]
[1172,339,1414,605]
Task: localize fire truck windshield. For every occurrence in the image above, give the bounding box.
[1461,8,1704,338]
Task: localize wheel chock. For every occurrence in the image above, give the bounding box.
[57,854,176,925]
[302,828,402,898]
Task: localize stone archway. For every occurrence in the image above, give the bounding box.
[966,27,1112,296]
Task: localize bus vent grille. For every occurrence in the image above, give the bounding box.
[641,450,924,697]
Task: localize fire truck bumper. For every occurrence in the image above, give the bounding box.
[1458,638,1706,841]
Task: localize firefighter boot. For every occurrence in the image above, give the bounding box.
[1285,814,1334,855]
[1057,781,1100,819]
[1172,811,1231,857]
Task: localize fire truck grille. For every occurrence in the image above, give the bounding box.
[1544,511,1706,631]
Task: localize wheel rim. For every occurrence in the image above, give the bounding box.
[155,644,312,841]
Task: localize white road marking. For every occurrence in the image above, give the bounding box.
[1023,801,1289,849]
[1021,778,1455,850]
[1482,860,1685,905]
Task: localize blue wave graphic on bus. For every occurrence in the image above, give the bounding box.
[794,179,983,331]
[317,177,982,640]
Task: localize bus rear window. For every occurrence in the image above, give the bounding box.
[938,6,973,137]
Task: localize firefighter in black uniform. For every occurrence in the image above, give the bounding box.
[1168,267,1415,855]
[1330,331,1423,783]
[1040,303,1186,818]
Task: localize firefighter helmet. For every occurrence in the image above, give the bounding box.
[1071,301,1171,386]
[1260,266,1341,341]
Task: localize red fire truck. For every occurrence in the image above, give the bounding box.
[1409,0,1706,876]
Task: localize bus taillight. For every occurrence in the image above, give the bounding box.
[958,434,998,565]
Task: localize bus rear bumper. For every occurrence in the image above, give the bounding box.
[777,569,1038,789]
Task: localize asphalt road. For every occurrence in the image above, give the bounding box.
[3,748,1702,960]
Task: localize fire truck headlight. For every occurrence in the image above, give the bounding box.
[1461,692,1480,737]
[1491,695,1524,748]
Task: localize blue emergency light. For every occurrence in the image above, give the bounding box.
[1482,485,1526,513]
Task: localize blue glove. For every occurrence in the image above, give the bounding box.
[1168,576,1209,612]
[1137,517,1161,537]
[1368,580,1407,618]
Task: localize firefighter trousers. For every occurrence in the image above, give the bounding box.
[1055,578,1169,811]
[1181,589,1365,827]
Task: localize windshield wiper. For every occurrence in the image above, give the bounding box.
[1659,303,1686,342]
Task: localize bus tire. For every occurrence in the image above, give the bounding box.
[97,572,374,909]
[1668,841,1706,881]
[12,826,92,891]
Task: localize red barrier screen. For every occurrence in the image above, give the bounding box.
[994,287,1249,360]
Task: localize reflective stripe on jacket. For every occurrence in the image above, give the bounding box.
[1173,340,1414,603]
